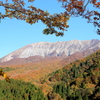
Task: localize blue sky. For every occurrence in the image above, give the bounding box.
[0,0,100,58]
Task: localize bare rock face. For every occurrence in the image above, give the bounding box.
[0,39,100,62]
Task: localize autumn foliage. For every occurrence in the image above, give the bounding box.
[44,50,100,100]
[0,69,10,83]
[0,0,100,36]
[58,0,100,35]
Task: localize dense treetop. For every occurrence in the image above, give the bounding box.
[0,79,47,100]
[44,50,100,100]
[0,0,100,36]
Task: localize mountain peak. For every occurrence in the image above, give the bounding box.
[0,39,100,62]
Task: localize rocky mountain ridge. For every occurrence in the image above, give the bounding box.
[0,39,100,63]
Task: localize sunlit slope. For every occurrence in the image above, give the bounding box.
[0,58,62,83]
[43,50,100,100]
[0,39,100,63]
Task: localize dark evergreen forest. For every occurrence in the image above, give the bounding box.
[0,79,47,100]
[0,50,100,100]
[45,50,100,100]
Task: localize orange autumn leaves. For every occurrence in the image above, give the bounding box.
[0,0,69,36]
[0,0,100,35]
[58,0,100,34]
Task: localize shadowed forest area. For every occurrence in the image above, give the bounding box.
[0,50,100,100]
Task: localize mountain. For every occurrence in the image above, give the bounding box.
[0,50,100,100]
[0,39,100,63]
[60,47,100,66]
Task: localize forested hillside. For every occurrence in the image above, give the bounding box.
[0,79,47,100]
[43,50,100,100]
[0,50,100,100]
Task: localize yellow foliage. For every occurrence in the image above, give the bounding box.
[85,83,95,89]
[75,77,83,85]
[26,18,30,23]
[71,84,79,91]
[0,69,10,83]
[41,82,53,95]
[3,73,7,78]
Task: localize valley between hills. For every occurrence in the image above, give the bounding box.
[0,49,100,100]
[0,39,100,100]
[0,47,99,84]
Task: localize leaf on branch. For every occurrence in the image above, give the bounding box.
[43,28,53,35]
[28,0,35,2]
[97,29,100,35]
[20,1,25,6]
[6,0,8,2]
[61,0,67,2]
[26,18,30,23]
[12,0,19,2]
[43,28,64,36]
[0,69,10,83]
